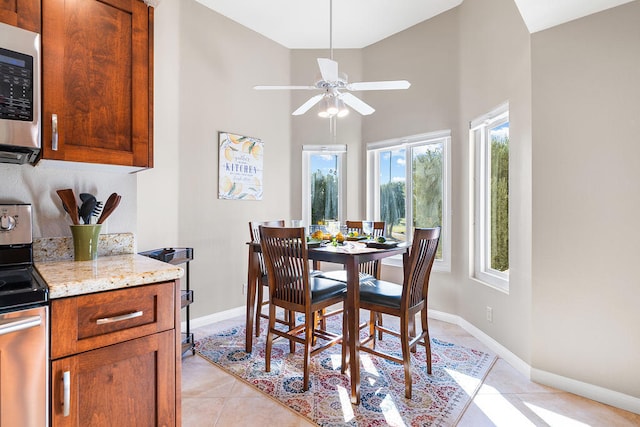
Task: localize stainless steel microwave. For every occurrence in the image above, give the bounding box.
[0,22,40,164]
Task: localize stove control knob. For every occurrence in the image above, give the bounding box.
[0,214,16,231]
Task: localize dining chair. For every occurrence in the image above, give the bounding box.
[249,220,286,337]
[345,220,386,239]
[358,227,440,399]
[259,226,347,391]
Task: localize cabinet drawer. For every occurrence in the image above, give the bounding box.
[51,282,175,360]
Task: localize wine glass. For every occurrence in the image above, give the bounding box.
[362,221,373,237]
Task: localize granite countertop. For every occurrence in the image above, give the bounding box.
[36,254,184,299]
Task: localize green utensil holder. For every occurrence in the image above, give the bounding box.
[70,224,102,261]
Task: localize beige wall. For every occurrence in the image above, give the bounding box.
[531,1,640,398]
[457,0,533,363]
[141,0,640,405]
[0,159,138,239]
[359,9,461,315]
[138,0,293,317]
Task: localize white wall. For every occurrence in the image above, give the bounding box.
[531,0,640,398]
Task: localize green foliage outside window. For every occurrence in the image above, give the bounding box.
[379,144,444,259]
[380,181,405,236]
[311,169,338,225]
[490,136,509,272]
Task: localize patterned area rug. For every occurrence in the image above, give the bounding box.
[196,315,496,426]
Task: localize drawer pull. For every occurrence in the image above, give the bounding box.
[52,114,58,151]
[62,371,70,417]
[96,310,143,325]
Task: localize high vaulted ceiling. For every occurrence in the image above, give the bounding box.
[194,0,635,49]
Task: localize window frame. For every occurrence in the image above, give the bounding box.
[302,144,347,227]
[366,131,451,272]
[470,102,510,292]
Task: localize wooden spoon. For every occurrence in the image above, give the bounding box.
[97,193,121,224]
[56,189,80,225]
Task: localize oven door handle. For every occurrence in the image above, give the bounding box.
[0,315,41,336]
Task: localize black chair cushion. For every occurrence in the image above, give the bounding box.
[310,277,347,303]
[316,270,374,283]
[359,279,402,309]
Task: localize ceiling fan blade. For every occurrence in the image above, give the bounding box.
[254,85,317,90]
[346,80,411,91]
[340,93,375,116]
[292,94,324,116]
[317,58,339,82]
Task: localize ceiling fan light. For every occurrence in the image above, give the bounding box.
[337,98,349,117]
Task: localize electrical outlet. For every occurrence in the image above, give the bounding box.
[486,306,493,323]
[242,283,247,295]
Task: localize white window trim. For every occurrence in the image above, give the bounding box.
[470,102,509,292]
[302,145,347,227]
[366,131,451,272]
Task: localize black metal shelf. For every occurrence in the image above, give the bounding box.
[139,247,195,357]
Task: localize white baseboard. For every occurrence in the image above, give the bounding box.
[530,368,640,415]
[185,305,245,330]
[187,306,640,415]
[427,309,531,377]
[427,309,639,415]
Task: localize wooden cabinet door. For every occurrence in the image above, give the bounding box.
[51,330,175,427]
[42,0,153,168]
[0,0,40,32]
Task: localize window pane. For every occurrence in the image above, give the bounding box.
[310,153,339,225]
[489,122,509,272]
[412,143,443,258]
[379,148,406,240]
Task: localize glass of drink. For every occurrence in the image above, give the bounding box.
[362,221,373,237]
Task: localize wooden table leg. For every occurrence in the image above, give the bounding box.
[245,245,258,353]
[345,256,360,404]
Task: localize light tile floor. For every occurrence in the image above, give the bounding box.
[182,318,640,426]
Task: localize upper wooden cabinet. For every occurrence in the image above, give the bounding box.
[41,0,154,169]
[0,0,40,32]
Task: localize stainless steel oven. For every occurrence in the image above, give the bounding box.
[0,203,48,426]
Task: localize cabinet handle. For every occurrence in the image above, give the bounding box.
[96,310,143,325]
[52,114,58,151]
[62,371,70,417]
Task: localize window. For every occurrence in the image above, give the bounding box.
[302,145,346,227]
[367,131,451,270]
[471,103,509,291]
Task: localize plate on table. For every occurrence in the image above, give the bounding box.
[365,240,399,249]
[346,235,368,241]
[306,238,324,248]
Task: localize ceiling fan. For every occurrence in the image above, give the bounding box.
[253,0,411,118]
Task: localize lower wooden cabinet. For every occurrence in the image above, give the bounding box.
[50,281,181,427]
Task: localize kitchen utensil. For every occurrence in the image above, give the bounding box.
[92,201,103,218]
[97,193,121,224]
[78,193,97,224]
[56,189,79,225]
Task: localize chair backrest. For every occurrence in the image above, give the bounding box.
[249,220,285,276]
[259,226,310,308]
[345,221,385,238]
[403,227,441,310]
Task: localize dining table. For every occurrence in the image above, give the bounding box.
[245,239,410,404]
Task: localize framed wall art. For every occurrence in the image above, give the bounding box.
[218,132,264,200]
